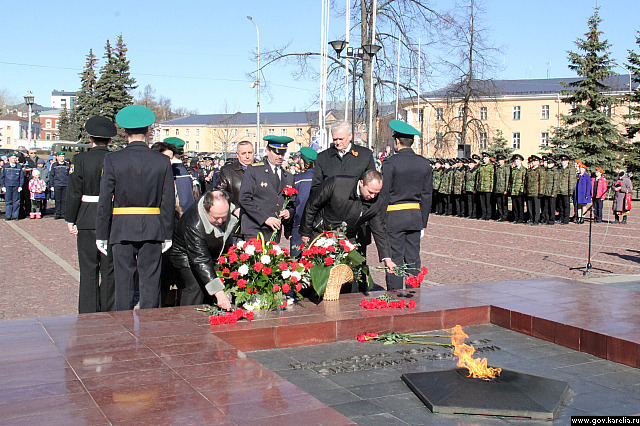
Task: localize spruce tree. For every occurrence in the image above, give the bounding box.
[623,30,640,184]
[57,106,80,141]
[95,40,118,121]
[486,130,514,159]
[550,8,623,176]
[75,49,99,143]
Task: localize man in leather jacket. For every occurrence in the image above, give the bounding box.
[300,170,395,292]
[216,140,254,217]
[169,190,235,308]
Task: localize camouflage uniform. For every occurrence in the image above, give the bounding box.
[541,164,558,224]
[432,164,442,214]
[464,164,477,218]
[525,164,543,225]
[475,161,495,220]
[556,163,577,225]
[509,164,527,223]
[452,164,466,217]
[493,161,511,221]
[439,165,453,215]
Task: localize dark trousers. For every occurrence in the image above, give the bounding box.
[112,241,162,310]
[495,193,508,220]
[54,186,67,218]
[31,198,45,214]
[454,194,464,216]
[557,195,571,224]
[290,226,303,257]
[443,194,452,215]
[386,230,421,290]
[177,267,213,306]
[478,192,491,219]
[466,193,476,218]
[511,195,525,222]
[77,229,115,314]
[527,196,541,224]
[351,225,371,293]
[4,187,20,219]
[593,198,603,222]
[20,181,31,217]
[545,197,557,224]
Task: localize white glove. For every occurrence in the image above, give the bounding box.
[1,187,5,192]
[420,228,426,238]
[161,240,172,253]
[96,240,108,256]
[17,187,21,192]
[50,187,54,191]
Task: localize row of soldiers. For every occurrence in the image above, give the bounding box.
[432,152,577,225]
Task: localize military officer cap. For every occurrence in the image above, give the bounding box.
[203,156,213,161]
[7,152,18,158]
[56,151,65,156]
[496,154,506,161]
[389,120,421,140]
[471,154,481,161]
[529,155,541,162]
[448,159,456,165]
[263,135,293,154]
[559,154,570,161]
[300,146,317,163]
[481,152,490,158]
[85,116,117,138]
[115,105,156,129]
[164,137,186,151]
[547,156,556,164]
[511,153,524,161]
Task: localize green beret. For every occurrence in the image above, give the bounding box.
[115,105,155,129]
[263,135,293,152]
[300,147,317,163]
[7,152,18,158]
[164,137,186,150]
[389,120,421,138]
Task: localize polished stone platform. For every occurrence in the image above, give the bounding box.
[0,278,639,424]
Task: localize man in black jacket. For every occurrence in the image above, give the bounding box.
[300,170,396,292]
[170,190,235,308]
[217,140,254,240]
[382,120,432,290]
[66,116,116,313]
[49,151,71,219]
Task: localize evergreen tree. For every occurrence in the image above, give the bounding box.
[95,40,118,121]
[75,49,99,143]
[486,130,514,159]
[58,106,80,141]
[623,30,640,184]
[549,8,623,176]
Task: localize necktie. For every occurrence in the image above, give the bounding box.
[275,167,281,186]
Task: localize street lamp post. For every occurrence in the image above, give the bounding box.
[247,16,261,152]
[24,92,35,149]
[329,41,381,145]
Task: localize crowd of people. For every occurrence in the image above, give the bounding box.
[431,153,634,226]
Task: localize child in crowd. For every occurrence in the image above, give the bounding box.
[28,169,47,219]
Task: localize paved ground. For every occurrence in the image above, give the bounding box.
[1,201,639,321]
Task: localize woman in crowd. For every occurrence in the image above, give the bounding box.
[591,168,607,223]
[573,162,592,224]
[612,169,633,224]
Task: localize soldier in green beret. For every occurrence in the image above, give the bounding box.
[475,152,494,220]
[493,154,510,221]
[509,154,527,223]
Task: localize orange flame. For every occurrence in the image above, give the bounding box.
[450,325,501,379]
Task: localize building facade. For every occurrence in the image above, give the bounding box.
[50,90,77,110]
[0,114,42,149]
[38,109,62,141]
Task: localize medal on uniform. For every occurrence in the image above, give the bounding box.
[261,182,268,187]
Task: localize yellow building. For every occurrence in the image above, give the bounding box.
[395,76,637,161]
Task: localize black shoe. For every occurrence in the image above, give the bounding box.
[531,222,539,226]
[4,218,11,221]
[547,221,555,226]
[622,217,628,225]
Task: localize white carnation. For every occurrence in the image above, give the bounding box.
[281,270,291,279]
[236,240,246,249]
[238,264,249,276]
[244,245,255,255]
[291,271,302,281]
[260,255,271,264]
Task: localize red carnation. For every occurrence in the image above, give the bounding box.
[230,271,241,280]
[324,257,334,266]
[295,283,302,292]
[262,266,272,275]
[268,248,277,255]
[217,256,226,264]
[239,253,250,261]
[420,267,428,275]
[289,275,299,282]
[357,334,366,342]
[228,253,238,263]
[254,262,263,272]
[408,300,416,309]
[244,311,254,321]
[282,187,298,197]
[327,246,336,253]
[280,301,287,309]
[289,261,298,270]
[222,268,230,276]
[237,279,247,289]
[273,284,280,293]
[327,231,334,238]
[283,248,290,256]
[278,262,288,270]
[282,283,291,293]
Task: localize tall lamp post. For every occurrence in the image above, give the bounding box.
[24,92,35,149]
[247,16,261,152]
[329,41,381,145]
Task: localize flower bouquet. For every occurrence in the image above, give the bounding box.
[299,225,373,299]
[216,234,308,310]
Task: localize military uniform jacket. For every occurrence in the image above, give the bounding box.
[509,166,527,196]
[439,169,452,194]
[494,164,511,194]
[464,167,477,192]
[432,168,442,191]
[216,160,246,206]
[311,144,375,192]
[299,176,390,260]
[475,163,495,192]
[542,166,558,197]
[452,168,465,195]
[49,161,71,187]
[239,160,295,238]
[0,163,24,188]
[381,148,432,233]
[96,141,175,244]
[65,146,110,229]
[525,166,543,197]
[556,166,577,196]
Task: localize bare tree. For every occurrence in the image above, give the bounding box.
[0,88,20,115]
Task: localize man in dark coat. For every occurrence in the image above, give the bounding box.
[95,105,175,311]
[300,170,396,292]
[289,147,316,257]
[239,136,295,243]
[0,153,24,220]
[49,151,71,219]
[169,190,235,308]
[66,116,116,314]
[381,120,432,290]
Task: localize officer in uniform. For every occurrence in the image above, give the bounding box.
[493,154,510,221]
[49,151,71,219]
[1,153,24,220]
[381,120,432,290]
[239,135,295,243]
[96,105,175,311]
[509,154,527,223]
[289,147,317,257]
[66,116,116,314]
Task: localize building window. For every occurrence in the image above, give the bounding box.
[418,109,424,122]
[512,106,521,120]
[479,132,488,149]
[185,129,189,136]
[280,128,287,136]
[480,107,487,120]
[268,128,275,135]
[296,128,302,136]
[233,129,238,136]
[231,143,237,151]
[435,132,443,149]
[195,141,199,150]
[195,128,200,136]
[55,120,59,129]
[184,141,189,150]
[540,132,549,146]
[512,132,521,149]
[7,137,10,144]
[46,133,51,140]
[245,129,250,137]
[212,129,216,136]
[221,142,227,150]
[175,129,179,136]
[164,129,169,136]
[541,105,549,120]
[223,129,228,137]
[45,119,52,129]
[435,108,444,121]
[457,107,464,120]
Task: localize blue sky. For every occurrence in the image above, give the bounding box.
[1,0,638,114]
